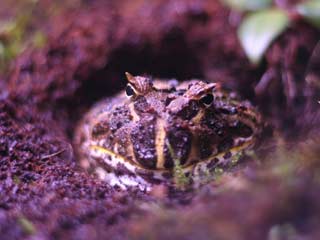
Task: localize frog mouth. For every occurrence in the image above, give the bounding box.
[89,138,255,187]
[90,145,140,172]
[89,145,167,174]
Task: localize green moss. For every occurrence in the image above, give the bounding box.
[166,141,191,189]
[13,175,21,184]
[173,159,191,189]
[18,216,36,235]
[231,151,243,165]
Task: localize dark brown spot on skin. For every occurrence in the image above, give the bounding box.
[231,121,253,138]
[188,177,194,185]
[174,89,186,96]
[218,137,234,152]
[135,169,161,184]
[101,140,113,150]
[131,115,157,169]
[162,172,173,179]
[165,96,175,106]
[113,128,131,156]
[251,116,258,124]
[218,107,238,115]
[189,159,198,165]
[201,111,226,137]
[93,157,113,173]
[99,134,116,150]
[223,151,232,159]
[238,105,247,111]
[164,127,191,169]
[163,145,174,169]
[134,96,152,114]
[115,163,135,177]
[198,135,216,159]
[176,100,199,120]
[207,157,219,170]
[237,139,245,146]
[109,105,131,133]
[92,120,109,138]
[126,155,133,162]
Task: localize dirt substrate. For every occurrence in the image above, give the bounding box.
[1,1,320,239]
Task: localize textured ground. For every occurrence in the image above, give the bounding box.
[0,0,320,239]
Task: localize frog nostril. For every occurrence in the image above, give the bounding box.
[165,97,174,106]
[176,100,199,120]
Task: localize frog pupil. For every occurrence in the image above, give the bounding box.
[200,94,213,106]
[126,85,135,97]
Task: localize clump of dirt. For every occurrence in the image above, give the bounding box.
[0,0,320,239]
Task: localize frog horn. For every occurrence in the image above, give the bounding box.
[125,72,135,82]
[125,72,153,94]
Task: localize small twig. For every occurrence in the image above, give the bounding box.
[41,149,66,160]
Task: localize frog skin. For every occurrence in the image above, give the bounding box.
[74,73,262,191]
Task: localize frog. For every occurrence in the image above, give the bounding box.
[74,73,262,191]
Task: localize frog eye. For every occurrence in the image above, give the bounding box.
[125,84,136,98]
[200,93,214,107]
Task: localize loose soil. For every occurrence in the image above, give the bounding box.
[0,1,320,239]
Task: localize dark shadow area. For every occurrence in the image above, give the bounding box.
[74,28,204,108]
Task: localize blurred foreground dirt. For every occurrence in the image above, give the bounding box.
[0,1,320,239]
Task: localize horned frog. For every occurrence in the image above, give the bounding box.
[74,73,262,191]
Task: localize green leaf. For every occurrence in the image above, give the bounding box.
[220,0,272,11]
[296,0,320,29]
[238,9,290,64]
